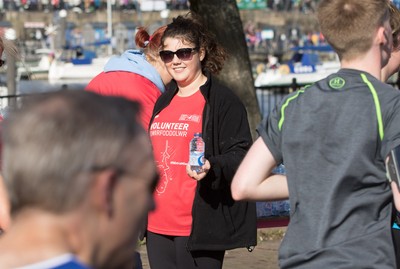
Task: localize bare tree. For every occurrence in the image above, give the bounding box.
[190,0,261,140]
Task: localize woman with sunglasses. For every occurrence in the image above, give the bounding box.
[147,14,257,269]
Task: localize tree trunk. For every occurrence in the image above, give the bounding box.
[189,0,261,140]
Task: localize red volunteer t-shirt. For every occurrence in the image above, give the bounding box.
[148,90,205,236]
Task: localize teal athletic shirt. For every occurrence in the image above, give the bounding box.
[258,69,400,269]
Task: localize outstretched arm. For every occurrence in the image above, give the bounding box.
[391,182,400,212]
[231,137,289,201]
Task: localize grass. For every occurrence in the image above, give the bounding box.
[257,228,286,242]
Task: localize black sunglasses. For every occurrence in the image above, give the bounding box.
[159,47,199,63]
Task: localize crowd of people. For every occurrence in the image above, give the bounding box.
[0,0,189,13]
[264,0,319,13]
[244,19,325,54]
[0,0,400,269]
[0,0,320,14]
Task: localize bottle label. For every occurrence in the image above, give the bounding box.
[189,151,205,166]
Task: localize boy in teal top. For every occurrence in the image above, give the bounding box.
[232,0,400,268]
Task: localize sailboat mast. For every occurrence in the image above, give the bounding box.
[107,0,112,55]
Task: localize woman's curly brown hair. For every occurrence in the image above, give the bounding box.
[161,13,227,75]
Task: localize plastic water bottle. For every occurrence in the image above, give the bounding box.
[189,133,205,173]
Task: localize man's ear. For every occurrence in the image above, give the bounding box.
[376,26,386,45]
[377,25,391,48]
[90,169,119,218]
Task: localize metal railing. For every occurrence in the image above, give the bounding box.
[0,77,398,120]
[256,78,400,118]
[256,78,304,118]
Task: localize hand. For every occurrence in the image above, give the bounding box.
[186,159,211,181]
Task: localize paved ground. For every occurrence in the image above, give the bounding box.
[138,227,285,269]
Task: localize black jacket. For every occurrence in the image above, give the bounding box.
[150,73,257,251]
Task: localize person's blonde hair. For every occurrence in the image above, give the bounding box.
[317,0,390,60]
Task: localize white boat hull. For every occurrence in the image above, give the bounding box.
[48,57,110,83]
[255,61,341,88]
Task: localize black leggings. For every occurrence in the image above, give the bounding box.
[146,231,225,269]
